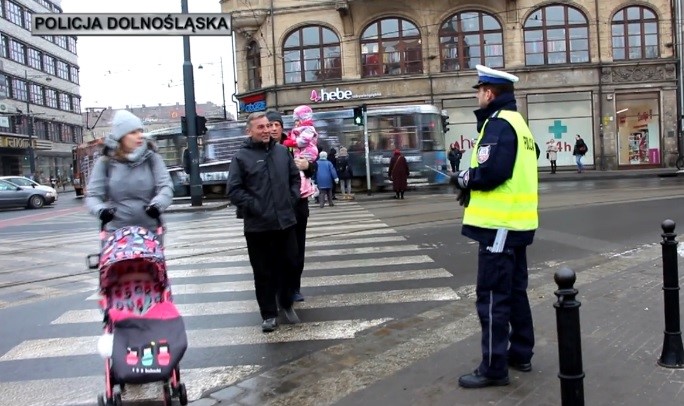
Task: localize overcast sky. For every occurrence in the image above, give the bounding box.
[60,0,237,116]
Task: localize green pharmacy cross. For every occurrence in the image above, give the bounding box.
[548,120,567,139]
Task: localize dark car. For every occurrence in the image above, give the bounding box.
[0,179,56,209]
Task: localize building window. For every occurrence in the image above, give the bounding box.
[43,55,55,75]
[246,41,261,90]
[13,115,28,135]
[46,121,58,141]
[60,123,72,143]
[29,84,44,105]
[34,119,47,140]
[74,126,83,144]
[28,48,42,70]
[59,93,71,111]
[45,88,57,108]
[9,39,25,64]
[56,60,69,80]
[6,1,23,26]
[283,25,341,84]
[23,9,32,30]
[54,35,67,49]
[439,11,503,71]
[0,35,6,58]
[0,74,8,99]
[67,36,77,53]
[612,6,659,60]
[360,17,423,77]
[11,78,27,101]
[70,66,79,84]
[523,5,589,65]
[72,95,80,113]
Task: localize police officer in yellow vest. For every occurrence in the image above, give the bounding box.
[452,65,539,389]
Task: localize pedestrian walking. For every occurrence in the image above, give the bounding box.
[388,149,409,199]
[328,148,338,200]
[451,64,538,389]
[546,139,558,174]
[336,147,353,199]
[85,110,173,232]
[448,143,464,173]
[267,110,315,302]
[227,111,301,333]
[573,134,588,173]
[315,151,338,208]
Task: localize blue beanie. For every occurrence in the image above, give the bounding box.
[105,110,143,149]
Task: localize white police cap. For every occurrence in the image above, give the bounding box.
[473,64,519,89]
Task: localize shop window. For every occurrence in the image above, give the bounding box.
[246,41,261,90]
[283,25,341,84]
[616,93,661,165]
[612,6,658,60]
[439,11,503,71]
[360,17,423,77]
[523,5,589,65]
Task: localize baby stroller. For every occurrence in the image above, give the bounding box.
[87,219,188,406]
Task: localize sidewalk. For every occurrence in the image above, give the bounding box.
[192,243,684,406]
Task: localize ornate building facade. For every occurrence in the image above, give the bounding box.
[223,0,678,170]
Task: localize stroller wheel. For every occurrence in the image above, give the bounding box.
[178,382,188,405]
[97,394,106,406]
[113,393,123,406]
[163,384,172,406]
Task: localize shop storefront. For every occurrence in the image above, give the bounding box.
[615,92,661,167]
[527,92,594,169]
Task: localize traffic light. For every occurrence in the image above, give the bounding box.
[196,116,207,135]
[353,106,363,126]
[441,114,450,133]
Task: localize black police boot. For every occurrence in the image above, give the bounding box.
[508,359,532,372]
[458,370,509,389]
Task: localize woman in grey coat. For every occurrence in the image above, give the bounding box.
[85,110,174,232]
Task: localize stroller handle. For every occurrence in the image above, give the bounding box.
[99,217,164,232]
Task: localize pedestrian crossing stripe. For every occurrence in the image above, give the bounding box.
[0,319,392,360]
[0,200,461,405]
[0,365,261,406]
[53,287,459,325]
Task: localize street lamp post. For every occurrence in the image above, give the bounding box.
[198,58,228,120]
[181,0,203,207]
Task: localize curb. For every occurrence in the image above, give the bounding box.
[165,202,230,213]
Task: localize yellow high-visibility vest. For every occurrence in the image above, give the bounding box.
[462,109,538,231]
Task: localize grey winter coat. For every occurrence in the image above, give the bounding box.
[85,146,174,231]
[227,137,300,233]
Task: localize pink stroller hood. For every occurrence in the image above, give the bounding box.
[99,226,166,292]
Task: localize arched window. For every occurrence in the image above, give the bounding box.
[360,17,422,77]
[612,6,659,60]
[439,11,503,71]
[524,5,589,65]
[283,25,341,84]
[246,41,261,90]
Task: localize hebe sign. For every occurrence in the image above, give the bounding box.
[310,88,351,102]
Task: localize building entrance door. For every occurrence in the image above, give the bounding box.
[0,155,20,176]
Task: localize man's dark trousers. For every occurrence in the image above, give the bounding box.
[245,226,299,320]
[476,243,535,379]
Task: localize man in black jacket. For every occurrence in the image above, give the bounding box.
[227,111,301,332]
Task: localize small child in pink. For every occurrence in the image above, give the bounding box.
[284,105,319,198]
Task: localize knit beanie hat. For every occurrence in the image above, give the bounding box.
[266,110,283,126]
[293,105,313,123]
[105,110,143,149]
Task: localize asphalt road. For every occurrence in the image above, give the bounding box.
[0,177,683,405]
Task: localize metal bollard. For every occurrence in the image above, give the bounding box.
[554,267,585,406]
[657,219,684,368]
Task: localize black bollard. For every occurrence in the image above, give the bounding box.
[554,267,585,406]
[657,219,684,368]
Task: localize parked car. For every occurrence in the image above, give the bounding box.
[0,179,56,209]
[0,176,58,201]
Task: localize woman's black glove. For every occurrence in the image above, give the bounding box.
[145,204,161,219]
[99,208,116,224]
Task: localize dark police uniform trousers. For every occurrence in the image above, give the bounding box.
[476,242,535,379]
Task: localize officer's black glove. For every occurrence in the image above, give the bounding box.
[456,189,471,207]
[99,208,116,224]
[145,204,161,219]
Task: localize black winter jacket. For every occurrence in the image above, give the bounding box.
[227,138,300,232]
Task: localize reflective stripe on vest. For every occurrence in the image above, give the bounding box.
[462,110,539,231]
